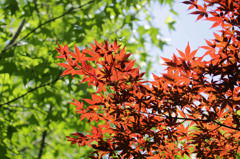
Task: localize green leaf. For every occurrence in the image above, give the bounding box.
[165,15,176,31]
[28,114,39,125]
[0,144,10,159]
[3,0,19,15]
[7,125,17,140]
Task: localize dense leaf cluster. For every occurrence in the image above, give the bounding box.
[57,0,240,158]
[0,0,175,158]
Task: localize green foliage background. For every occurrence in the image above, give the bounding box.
[0,0,175,158]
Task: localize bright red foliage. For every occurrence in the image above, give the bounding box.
[55,0,240,158]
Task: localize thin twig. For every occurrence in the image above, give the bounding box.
[0,0,95,56]
[2,104,47,114]
[141,111,240,132]
[0,75,61,108]
[174,116,240,131]
[135,96,240,132]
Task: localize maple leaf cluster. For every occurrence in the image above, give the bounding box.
[54,0,240,158]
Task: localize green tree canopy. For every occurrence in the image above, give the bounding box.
[0,0,175,158]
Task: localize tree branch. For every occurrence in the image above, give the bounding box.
[142,112,240,132]
[0,19,25,57]
[0,75,61,108]
[38,105,53,159]
[38,130,47,159]
[7,19,25,46]
[0,0,95,55]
